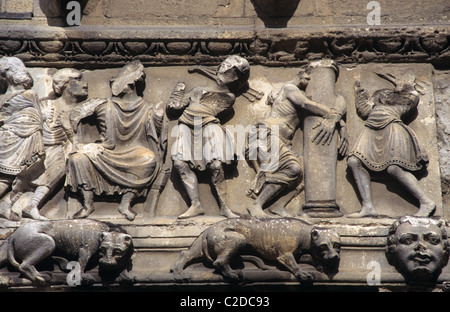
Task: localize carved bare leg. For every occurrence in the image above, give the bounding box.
[22,185,50,221]
[72,189,95,219]
[209,160,238,218]
[347,156,377,218]
[174,160,205,219]
[277,253,314,283]
[248,183,282,218]
[118,192,137,221]
[386,165,436,217]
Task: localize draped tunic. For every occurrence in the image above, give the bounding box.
[66,97,164,196]
[0,90,44,176]
[350,90,428,172]
[171,87,237,171]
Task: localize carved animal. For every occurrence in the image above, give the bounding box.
[0,219,134,285]
[171,217,341,283]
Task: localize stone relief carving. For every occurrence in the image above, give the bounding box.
[0,57,46,221]
[169,55,250,219]
[19,68,88,221]
[245,60,347,218]
[171,217,341,284]
[3,31,447,69]
[0,219,134,286]
[0,52,445,290]
[300,60,347,217]
[347,71,435,218]
[66,60,167,221]
[386,215,449,286]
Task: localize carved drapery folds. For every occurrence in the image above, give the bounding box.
[0,28,446,290]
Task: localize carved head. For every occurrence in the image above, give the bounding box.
[53,68,88,101]
[0,57,33,90]
[386,215,450,285]
[309,227,341,279]
[110,60,146,97]
[216,55,250,92]
[98,231,134,271]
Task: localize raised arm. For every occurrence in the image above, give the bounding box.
[284,83,332,117]
[354,81,373,119]
[69,98,108,132]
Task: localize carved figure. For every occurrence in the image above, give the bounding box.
[65,60,166,221]
[348,73,435,218]
[19,68,88,220]
[171,217,341,283]
[0,219,134,286]
[245,65,347,218]
[169,55,251,219]
[0,57,48,220]
[386,215,450,285]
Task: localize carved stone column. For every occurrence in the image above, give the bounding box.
[302,61,342,217]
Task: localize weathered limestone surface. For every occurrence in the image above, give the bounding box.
[0,0,448,293]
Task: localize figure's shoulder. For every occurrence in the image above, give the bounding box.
[20,89,38,102]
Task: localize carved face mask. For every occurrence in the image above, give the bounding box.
[390,221,448,283]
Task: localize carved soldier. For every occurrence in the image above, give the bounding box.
[65,60,166,221]
[386,215,450,285]
[245,66,348,218]
[20,68,88,220]
[0,57,50,220]
[347,73,435,218]
[169,55,250,219]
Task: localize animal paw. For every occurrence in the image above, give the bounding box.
[222,269,243,283]
[295,270,315,283]
[80,273,96,286]
[171,268,190,283]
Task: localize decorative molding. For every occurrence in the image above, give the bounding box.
[0,25,448,68]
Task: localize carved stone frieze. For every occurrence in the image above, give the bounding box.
[0,6,448,292]
[0,26,448,68]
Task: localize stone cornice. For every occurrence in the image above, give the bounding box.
[0,24,448,68]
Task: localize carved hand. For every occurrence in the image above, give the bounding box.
[41,104,54,122]
[311,111,340,145]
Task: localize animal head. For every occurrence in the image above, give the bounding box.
[309,227,341,279]
[98,231,133,271]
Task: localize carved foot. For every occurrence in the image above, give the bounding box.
[268,205,291,217]
[22,205,49,221]
[72,207,94,219]
[247,205,273,218]
[347,205,378,218]
[118,205,137,221]
[415,202,436,217]
[178,204,205,219]
[220,207,239,219]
